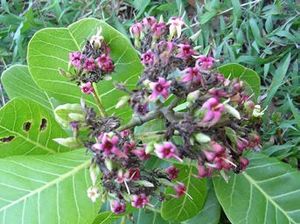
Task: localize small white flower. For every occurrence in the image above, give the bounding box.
[252,105,267,117]
[90,27,104,49]
[87,186,100,203]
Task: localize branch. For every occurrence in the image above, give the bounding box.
[118,110,161,131]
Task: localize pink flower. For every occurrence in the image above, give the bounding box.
[141,50,155,66]
[128,168,140,181]
[211,141,226,155]
[176,44,196,60]
[121,129,131,138]
[239,157,249,170]
[111,200,126,214]
[93,133,126,158]
[69,51,83,68]
[201,98,224,127]
[167,17,185,38]
[130,22,143,38]
[131,194,149,208]
[155,142,182,162]
[131,148,150,160]
[142,16,157,29]
[151,22,167,39]
[197,163,212,178]
[237,138,249,152]
[208,88,227,98]
[165,166,179,180]
[80,82,94,94]
[83,57,96,71]
[181,67,202,84]
[96,54,114,73]
[174,183,186,197]
[196,56,215,70]
[149,77,171,101]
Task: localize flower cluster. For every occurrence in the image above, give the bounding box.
[59,15,262,216]
[65,28,115,94]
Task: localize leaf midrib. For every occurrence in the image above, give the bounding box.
[242,172,296,224]
[0,159,90,212]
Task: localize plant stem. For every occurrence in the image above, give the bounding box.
[118,110,160,131]
[92,83,106,118]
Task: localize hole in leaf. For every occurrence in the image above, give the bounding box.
[39,118,47,131]
[0,136,15,143]
[23,121,32,132]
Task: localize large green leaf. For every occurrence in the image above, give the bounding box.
[0,149,99,224]
[27,18,143,123]
[214,152,300,224]
[134,209,171,224]
[183,181,220,224]
[161,165,207,222]
[217,63,261,99]
[0,98,69,158]
[1,65,52,111]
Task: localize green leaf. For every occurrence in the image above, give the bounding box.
[288,95,300,128]
[28,18,143,123]
[0,149,100,224]
[161,165,207,222]
[183,181,220,224]
[1,65,52,111]
[217,63,261,99]
[214,152,300,224]
[134,209,171,224]
[263,53,291,108]
[0,98,70,158]
[92,211,121,224]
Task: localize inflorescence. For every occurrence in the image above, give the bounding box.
[60,16,262,215]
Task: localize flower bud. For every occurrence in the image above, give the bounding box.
[68,113,85,121]
[115,95,130,109]
[53,137,81,148]
[194,133,211,143]
[90,27,104,49]
[224,104,241,119]
[145,142,154,154]
[54,103,84,128]
[187,90,200,103]
[105,158,113,171]
[89,163,99,186]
